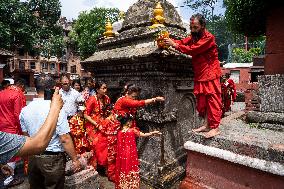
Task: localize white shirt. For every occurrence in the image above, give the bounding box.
[59,88,81,117]
[20,98,70,152]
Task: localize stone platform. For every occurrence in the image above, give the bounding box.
[179,112,284,189]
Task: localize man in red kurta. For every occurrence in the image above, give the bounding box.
[165,13,222,138]
[0,79,26,187]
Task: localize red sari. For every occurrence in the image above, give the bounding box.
[68,114,89,154]
[99,117,120,182]
[113,96,146,189]
[85,95,111,167]
[221,78,236,115]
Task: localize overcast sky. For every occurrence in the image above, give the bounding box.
[59,0,225,22]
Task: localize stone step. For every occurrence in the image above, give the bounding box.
[180,111,284,189]
[180,141,284,189]
[188,111,284,164]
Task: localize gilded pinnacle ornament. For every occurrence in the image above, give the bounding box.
[103,18,115,38]
[150,2,166,28]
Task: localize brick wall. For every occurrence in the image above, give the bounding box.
[265,6,284,74]
[222,67,251,92]
[244,83,260,112]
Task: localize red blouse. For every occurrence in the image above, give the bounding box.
[113,96,145,118]
[85,95,111,119]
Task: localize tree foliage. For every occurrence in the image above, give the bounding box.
[69,8,120,60]
[231,47,261,63]
[183,0,218,20]
[224,0,267,36]
[0,0,63,57]
[183,0,266,62]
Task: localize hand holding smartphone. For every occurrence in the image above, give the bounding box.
[44,89,55,100]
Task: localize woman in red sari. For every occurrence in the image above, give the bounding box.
[221,74,236,116]
[84,81,111,169]
[113,84,164,189]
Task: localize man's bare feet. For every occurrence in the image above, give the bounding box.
[192,125,210,133]
[204,128,220,139]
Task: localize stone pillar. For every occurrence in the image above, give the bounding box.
[265,6,284,75]
[0,64,5,83]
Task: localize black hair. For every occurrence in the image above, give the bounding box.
[1,80,10,87]
[15,78,26,87]
[122,84,141,95]
[94,81,106,92]
[72,79,82,92]
[60,73,69,82]
[35,76,56,92]
[85,77,94,84]
[225,73,231,79]
[190,13,206,27]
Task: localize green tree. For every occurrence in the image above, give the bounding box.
[231,47,261,63]
[28,0,63,57]
[0,0,35,50]
[69,8,120,59]
[0,0,63,57]
[224,0,267,37]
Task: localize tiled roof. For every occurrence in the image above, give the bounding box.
[0,48,13,56]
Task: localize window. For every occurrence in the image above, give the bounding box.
[50,63,55,70]
[60,64,67,72]
[71,65,76,73]
[41,62,48,69]
[11,61,15,70]
[19,61,25,70]
[30,62,36,69]
[230,70,240,83]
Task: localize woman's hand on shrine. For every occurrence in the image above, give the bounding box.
[150,130,162,136]
[155,96,165,102]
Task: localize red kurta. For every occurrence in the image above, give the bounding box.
[85,95,111,167]
[0,85,26,134]
[173,30,221,82]
[113,96,146,189]
[173,30,222,129]
[0,85,26,163]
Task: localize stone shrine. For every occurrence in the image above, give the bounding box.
[82,0,199,188]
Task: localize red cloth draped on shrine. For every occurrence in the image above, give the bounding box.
[172,30,222,129]
[113,96,145,189]
[85,95,110,167]
[221,78,236,115]
[68,115,90,154]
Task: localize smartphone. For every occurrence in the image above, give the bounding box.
[44,89,55,100]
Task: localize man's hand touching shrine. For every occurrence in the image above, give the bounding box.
[164,38,177,48]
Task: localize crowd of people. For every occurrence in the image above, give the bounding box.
[0,13,238,189]
[0,74,164,188]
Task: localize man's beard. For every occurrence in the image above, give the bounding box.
[191,31,202,40]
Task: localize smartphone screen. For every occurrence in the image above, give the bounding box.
[44,89,55,100]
